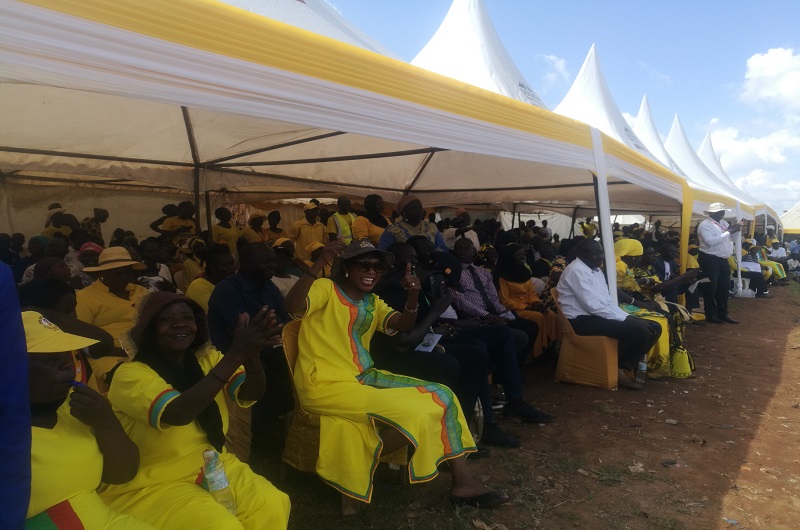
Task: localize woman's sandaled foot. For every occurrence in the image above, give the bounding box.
[341,494,362,516]
[450,490,510,509]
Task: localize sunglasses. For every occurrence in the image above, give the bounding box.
[353,259,387,274]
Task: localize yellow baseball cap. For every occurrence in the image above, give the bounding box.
[22,311,99,353]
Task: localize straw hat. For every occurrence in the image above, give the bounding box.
[82,247,146,272]
[703,202,731,215]
[23,311,99,353]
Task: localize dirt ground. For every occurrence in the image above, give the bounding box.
[256,282,800,529]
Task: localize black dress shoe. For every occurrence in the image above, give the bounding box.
[480,423,521,448]
[706,316,725,324]
[722,316,739,324]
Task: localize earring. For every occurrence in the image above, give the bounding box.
[345,272,349,278]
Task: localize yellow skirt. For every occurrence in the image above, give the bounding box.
[297,369,476,503]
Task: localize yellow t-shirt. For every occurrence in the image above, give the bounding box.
[264,227,285,244]
[41,225,72,239]
[28,401,155,528]
[160,216,197,243]
[351,215,388,245]
[686,254,700,269]
[185,277,215,312]
[210,224,240,256]
[103,348,252,496]
[75,281,148,347]
[181,258,204,292]
[240,226,264,245]
[291,220,327,261]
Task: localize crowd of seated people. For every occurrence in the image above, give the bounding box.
[7,196,796,527]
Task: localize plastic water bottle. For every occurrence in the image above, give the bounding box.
[635,356,648,383]
[203,449,237,515]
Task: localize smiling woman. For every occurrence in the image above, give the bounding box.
[100,292,291,529]
[283,239,509,513]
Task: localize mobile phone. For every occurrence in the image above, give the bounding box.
[410,265,416,275]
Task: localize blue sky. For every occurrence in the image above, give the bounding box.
[329,0,800,215]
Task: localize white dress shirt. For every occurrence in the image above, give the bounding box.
[697,217,733,258]
[768,247,787,259]
[443,228,481,251]
[556,258,629,321]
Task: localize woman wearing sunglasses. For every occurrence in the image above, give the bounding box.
[284,239,508,514]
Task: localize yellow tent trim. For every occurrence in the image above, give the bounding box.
[19,0,593,149]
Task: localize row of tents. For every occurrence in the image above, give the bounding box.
[0,0,791,276]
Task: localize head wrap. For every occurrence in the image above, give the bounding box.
[614,238,644,259]
[33,257,66,280]
[93,208,109,217]
[495,244,533,284]
[79,242,104,256]
[395,194,421,216]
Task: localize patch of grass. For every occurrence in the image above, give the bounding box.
[595,464,628,485]
[596,403,622,416]
[646,517,685,530]
[551,455,586,474]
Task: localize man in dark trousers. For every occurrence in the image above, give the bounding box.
[696,203,743,324]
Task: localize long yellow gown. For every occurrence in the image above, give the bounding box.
[497,277,561,358]
[102,348,290,530]
[293,279,476,503]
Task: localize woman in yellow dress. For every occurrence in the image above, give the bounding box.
[210,207,241,258]
[284,239,508,513]
[494,244,558,358]
[351,194,391,245]
[614,239,674,379]
[101,292,291,529]
[23,311,155,529]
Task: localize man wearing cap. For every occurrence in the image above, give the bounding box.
[442,208,480,251]
[326,196,357,244]
[79,208,110,242]
[697,203,743,324]
[290,202,327,261]
[379,194,448,251]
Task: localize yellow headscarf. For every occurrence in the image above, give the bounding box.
[614,238,643,259]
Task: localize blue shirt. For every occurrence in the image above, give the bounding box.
[0,263,30,528]
[207,273,288,353]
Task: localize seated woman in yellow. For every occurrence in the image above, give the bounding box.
[23,311,155,530]
[494,244,559,358]
[614,239,676,379]
[180,237,206,292]
[284,239,508,514]
[76,247,149,391]
[101,292,290,529]
[351,194,391,245]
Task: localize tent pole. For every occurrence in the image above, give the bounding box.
[193,168,201,235]
[569,206,578,238]
[205,189,212,240]
[589,128,617,305]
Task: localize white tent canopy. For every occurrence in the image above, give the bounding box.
[221,0,397,57]
[411,0,547,108]
[780,201,800,235]
[1,0,688,243]
[629,95,684,175]
[555,44,653,160]
[664,115,755,219]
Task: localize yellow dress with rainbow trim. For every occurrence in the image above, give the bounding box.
[101,348,290,530]
[294,279,476,502]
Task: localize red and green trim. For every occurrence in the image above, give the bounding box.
[26,500,85,529]
[226,371,246,401]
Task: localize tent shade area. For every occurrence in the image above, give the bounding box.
[1,0,693,240]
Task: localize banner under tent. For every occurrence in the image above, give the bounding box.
[1,0,692,262]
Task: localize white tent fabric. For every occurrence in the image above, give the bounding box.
[221,0,397,58]
[630,96,685,175]
[0,0,687,241]
[664,116,756,218]
[555,45,653,160]
[411,0,547,108]
[780,201,800,235]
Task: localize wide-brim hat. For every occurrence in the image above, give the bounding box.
[83,246,146,272]
[704,202,731,215]
[23,311,99,353]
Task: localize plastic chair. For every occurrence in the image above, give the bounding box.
[551,288,619,390]
[280,320,407,477]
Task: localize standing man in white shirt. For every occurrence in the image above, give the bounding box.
[697,203,744,324]
[556,240,661,389]
[442,208,481,251]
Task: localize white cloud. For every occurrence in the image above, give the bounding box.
[637,60,672,85]
[537,54,569,94]
[709,48,800,213]
[740,48,800,110]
